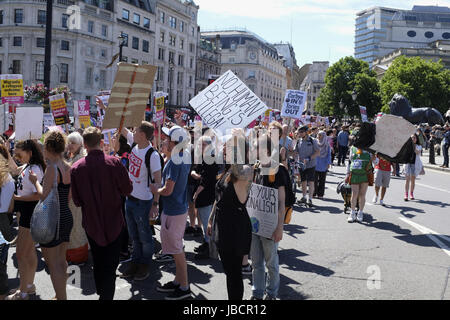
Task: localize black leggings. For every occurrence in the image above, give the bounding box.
[218,248,244,300]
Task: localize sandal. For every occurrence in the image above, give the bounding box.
[5,291,30,300]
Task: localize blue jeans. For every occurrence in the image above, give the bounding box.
[250,234,279,299]
[443,144,449,166]
[197,205,213,243]
[125,198,154,265]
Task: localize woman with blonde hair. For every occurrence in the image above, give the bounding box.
[64,132,88,264]
[28,130,73,300]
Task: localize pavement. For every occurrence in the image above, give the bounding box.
[421,150,449,173]
[3,164,450,300]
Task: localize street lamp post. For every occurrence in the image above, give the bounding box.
[168,62,174,106]
[43,0,53,89]
[117,35,126,62]
[352,89,358,121]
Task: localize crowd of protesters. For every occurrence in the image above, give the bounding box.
[0,111,447,301]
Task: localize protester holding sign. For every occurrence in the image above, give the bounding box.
[29,130,73,300]
[6,140,45,300]
[250,134,286,300]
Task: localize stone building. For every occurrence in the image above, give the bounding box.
[195,35,221,94]
[300,61,329,113]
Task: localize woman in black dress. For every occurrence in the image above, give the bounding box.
[29,130,73,300]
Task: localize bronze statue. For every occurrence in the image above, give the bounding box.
[389,94,445,126]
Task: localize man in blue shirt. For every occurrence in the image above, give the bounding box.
[441,124,450,168]
[151,125,192,300]
[337,126,350,166]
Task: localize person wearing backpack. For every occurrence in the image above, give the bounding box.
[119,122,162,281]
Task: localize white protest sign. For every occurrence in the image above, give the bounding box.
[102,129,116,145]
[15,107,44,141]
[189,70,268,133]
[43,113,55,128]
[281,90,307,119]
[246,183,278,239]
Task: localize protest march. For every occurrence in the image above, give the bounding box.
[0,60,449,303]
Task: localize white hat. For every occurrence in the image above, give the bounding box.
[162,125,188,143]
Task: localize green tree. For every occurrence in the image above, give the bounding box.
[316,56,381,120]
[380,56,450,114]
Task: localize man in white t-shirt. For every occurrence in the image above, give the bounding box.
[119,121,162,281]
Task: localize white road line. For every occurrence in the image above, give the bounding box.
[415,183,450,194]
[398,217,450,258]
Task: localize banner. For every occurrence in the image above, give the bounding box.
[281,90,307,119]
[1,74,24,104]
[15,107,43,141]
[76,100,91,129]
[189,70,268,133]
[360,106,368,122]
[43,113,55,128]
[102,63,157,130]
[49,94,69,125]
[153,96,165,123]
[246,183,279,239]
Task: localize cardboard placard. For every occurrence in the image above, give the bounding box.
[281,90,307,119]
[189,70,268,133]
[75,100,91,129]
[154,96,165,123]
[15,107,43,141]
[43,113,55,128]
[102,63,157,130]
[1,74,24,104]
[49,94,69,125]
[246,183,279,239]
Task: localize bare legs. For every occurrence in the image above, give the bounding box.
[41,243,68,300]
[16,227,37,294]
[351,183,368,212]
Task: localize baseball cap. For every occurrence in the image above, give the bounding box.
[298,125,309,132]
[162,125,188,143]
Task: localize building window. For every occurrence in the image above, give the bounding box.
[35,61,44,81]
[133,13,140,25]
[0,38,2,47]
[143,40,149,53]
[99,70,106,88]
[132,37,139,50]
[62,14,69,28]
[100,48,107,58]
[157,66,164,81]
[190,57,194,69]
[0,10,3,24]
[86,67,93,85]
[60,63,68,83]
[180,39,184,50]
[160,31,165,43]
[178,55,184,67]
[158,48,165,61]
[13,37,22,47]
[177,72,183,85]
[0,61,2,73]
[131,58,138,64]
[169,51,175,63]
[160,11,165,23]
[36,37,45,48]
[142,61,148,65]
[15,9,23,23]
[12,60,21,74]
[122,9,129,21]
[425,31,434,38]
[88,21,94,33]
[122,56,128,62]
[121,32,128,46]
[180,21,184,33]
[443,32,450,39]
[86,46,94,56]
[176,90,183,105]
[191,27,195,36]
[101,25,108,37]
[407,30,416,37]
[61,40,70,51]
[169,35,176,46]
[169,16,177,29]
[37,10,46,24]
[143,17,150,29]
[190,43,195,53]
[189,76,192,88]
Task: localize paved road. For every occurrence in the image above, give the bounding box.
[5,165,450,300]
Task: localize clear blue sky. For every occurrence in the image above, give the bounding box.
[195,0,450,67]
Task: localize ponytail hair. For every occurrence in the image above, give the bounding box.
[15,140,47,172]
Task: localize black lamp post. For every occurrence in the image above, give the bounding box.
[43,0,53,89]
[168,62,174,106]
[118,35,126,62]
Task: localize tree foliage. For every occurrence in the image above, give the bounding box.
[316,56,381,119]
[380,56,450,114]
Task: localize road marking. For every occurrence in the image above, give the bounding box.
[398,217,450,258]
[415,183,450,194]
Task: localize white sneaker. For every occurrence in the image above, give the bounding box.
[380,199,384,206]
[372,196,378,204]
[347,211,356,223]
[357,211,364,223]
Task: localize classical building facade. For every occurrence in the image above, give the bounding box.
[355,5,450,66]
[201,29,287,110]
[0,0,116,107]
[195,35,221,94]
[300,61,329,113]
[274,42,302,90]
[153,0,198,108]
